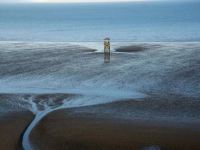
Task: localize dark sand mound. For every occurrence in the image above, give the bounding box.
[0,111,33,150]
[30,98,200,150]
[115,44,161,53]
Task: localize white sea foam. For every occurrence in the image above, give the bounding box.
[0,42,199,150]
[0,42,199,98]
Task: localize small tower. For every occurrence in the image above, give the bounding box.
[104,37,110,63]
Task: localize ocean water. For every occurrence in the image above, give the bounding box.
[0,1,200,42]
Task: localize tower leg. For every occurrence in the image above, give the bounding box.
[104,52,110,63]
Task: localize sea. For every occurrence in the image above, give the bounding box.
[0,1,200,42]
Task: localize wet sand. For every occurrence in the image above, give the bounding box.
[30,98,200,150]
[0,42,200,150]
[0,111,33,150]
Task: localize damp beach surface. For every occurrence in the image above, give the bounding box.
[0,42,200,150]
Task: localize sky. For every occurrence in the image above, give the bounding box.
[0,0,150,3]
[0,0,193,3]
[34,0,147,2]
[0,0,173,3]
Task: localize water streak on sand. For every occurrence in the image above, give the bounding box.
[22,92,145,150]
[22,96,70,150]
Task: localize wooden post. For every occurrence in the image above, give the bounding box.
[104,38,110,63]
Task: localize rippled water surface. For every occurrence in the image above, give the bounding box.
[0,2,200,42]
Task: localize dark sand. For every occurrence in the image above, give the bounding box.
[30,98,200,150]
[115,44,161,52]
[0,111,33,150]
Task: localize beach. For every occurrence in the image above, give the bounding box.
[30,99,200,150]
[0,111,33,150]
[1,1,200,149]
[0,96,199,150]
[0,42,200,150]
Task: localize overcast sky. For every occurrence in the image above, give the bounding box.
[0,0,194,3]
[0,0,149,3]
